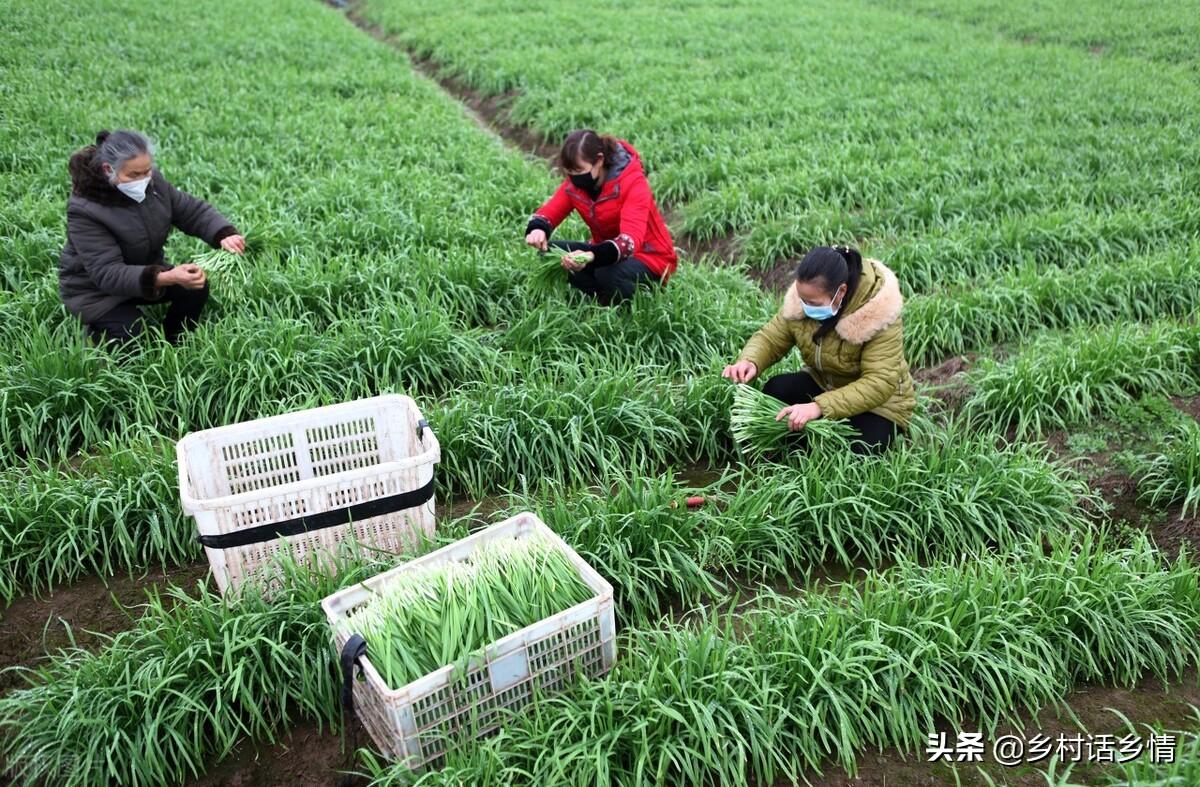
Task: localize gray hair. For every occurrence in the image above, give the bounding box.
[94,129,153,176]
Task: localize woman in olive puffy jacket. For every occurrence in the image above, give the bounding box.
[723,245,916,454]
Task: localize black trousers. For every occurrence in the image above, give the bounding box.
[762,371,899,455]
[85,283,209,347]
[554,241,660,305]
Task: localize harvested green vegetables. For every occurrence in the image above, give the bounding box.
[730,384,855,458]
[192,233,272,278]
[530,249,590,295]
[192,248,242,274]
[343,535,593,689]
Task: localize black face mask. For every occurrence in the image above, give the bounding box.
[570,171,600,194]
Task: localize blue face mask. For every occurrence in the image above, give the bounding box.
[801,302,837,321]
[800,286,845,321]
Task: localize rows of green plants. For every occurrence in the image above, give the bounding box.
[0,554,386,787]
[0,284,756,466]
[4,0,1200,784]
[520,425,1094,623]
[6,281,1193,601]
[357,0,1200,275]
[904,245,1200,366]
[7,252,1196,471]
[0,438,1099,786]
[0,361,729,601]
[21,307,1152,602]
[17,289,1142,602]
[962,320,1200,437]
[1094,712,1200,786]
[0,0,561,290]
[356,532,1200,786]
[866,0,1200,71]
[0,436,192,603]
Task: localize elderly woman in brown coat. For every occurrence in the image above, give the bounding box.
[59,130,244,346]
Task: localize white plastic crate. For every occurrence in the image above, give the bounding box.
[177,394,440,594]
[322,513,617,770]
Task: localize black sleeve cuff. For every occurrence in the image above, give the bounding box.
[525,216,553,238]
[140,264,166,299]
[210,225,238,248]
[584,240,620,267]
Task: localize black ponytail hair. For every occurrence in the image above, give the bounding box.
[794,245,863,340]
[555,129,622,173]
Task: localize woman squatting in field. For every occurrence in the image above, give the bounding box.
[524,129,678,305]
[59,130,244,346]
[724,245,916,454]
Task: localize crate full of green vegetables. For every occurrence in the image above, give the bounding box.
[321,513,616,770]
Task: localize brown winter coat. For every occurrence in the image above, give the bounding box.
[59,147,237,323]
[737,258,916,428]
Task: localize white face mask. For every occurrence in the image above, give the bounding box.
[115,176,151,203]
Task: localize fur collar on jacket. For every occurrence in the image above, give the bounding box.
[68,146,126,206]
[780,259,903,345]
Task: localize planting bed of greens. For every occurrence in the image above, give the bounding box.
[358,0,1200,274]
[1,0,1198,785]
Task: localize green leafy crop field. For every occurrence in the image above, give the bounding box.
[357,0,1200,277]
[0,0,1197,785]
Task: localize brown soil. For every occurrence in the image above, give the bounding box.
[1171,394,1200,422]
[186,719,361,787]
[1042,428,1200,569]
[1091,467,1145,527]
[747,255,803,295]
[1154,515,1200,564]
[681,230,741,266]
[914,355,973,410]
[0,562,211,692]
[914,355,971,387]
[444,493,509,525]
[1042,428,1150,529]
[660,207,742,266]
[673,461,729,489]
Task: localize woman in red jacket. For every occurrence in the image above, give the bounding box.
[524,130,678,305]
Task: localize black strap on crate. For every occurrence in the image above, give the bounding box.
[340,634,368,714]
[338,634,368,787]
[197,476,435,549]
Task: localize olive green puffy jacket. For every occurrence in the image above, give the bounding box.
[737,259,916,428]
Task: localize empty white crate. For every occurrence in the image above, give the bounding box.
[322,513,617,770]
[177,394,440,595]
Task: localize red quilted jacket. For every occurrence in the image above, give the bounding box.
[531,140,678,281]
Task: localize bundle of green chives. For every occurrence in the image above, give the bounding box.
[192,232,272,280]
[343,535,594,689]
[530,250,590,295]
[730,384,855,458]
[192,248,243,275]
